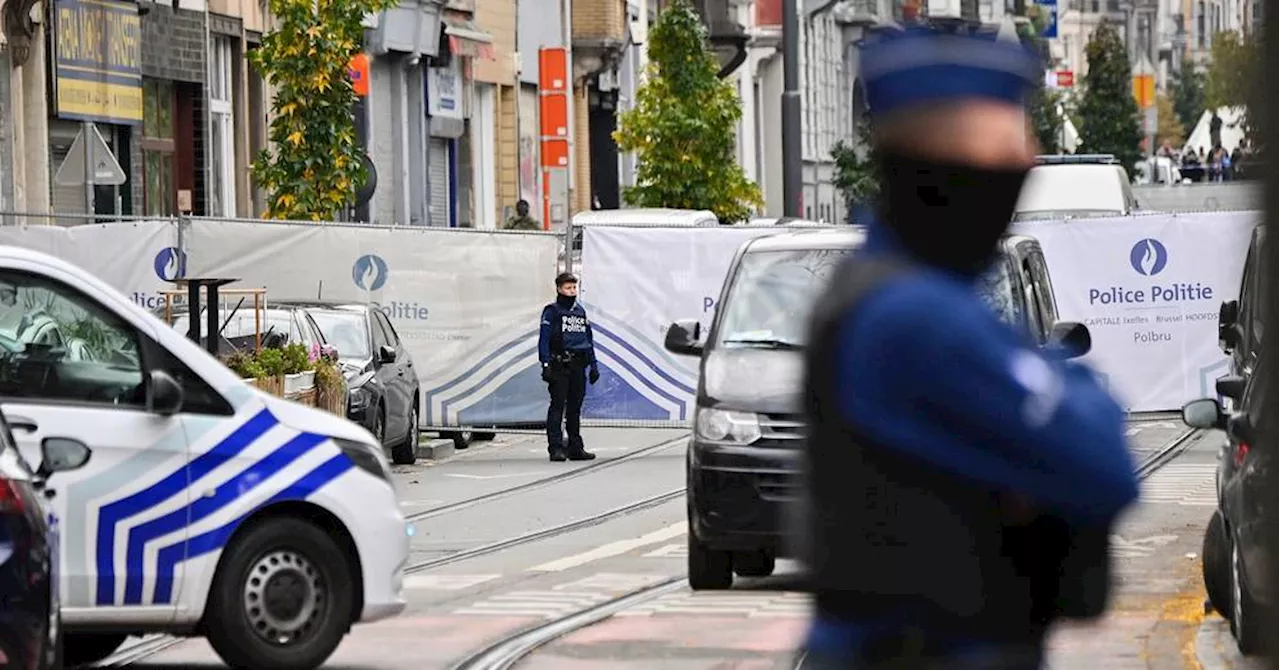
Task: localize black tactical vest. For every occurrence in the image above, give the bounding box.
[799,254,1109,648]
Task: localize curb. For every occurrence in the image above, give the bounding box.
[416,438,456,461]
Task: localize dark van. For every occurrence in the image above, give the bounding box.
[663,228,1091,590]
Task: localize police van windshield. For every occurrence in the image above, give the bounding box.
[309,310,371,361]
[714,248,853,349]
[976,260,1024,329]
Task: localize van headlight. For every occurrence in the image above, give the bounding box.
[695,409,762,445]
[334,437,393,482]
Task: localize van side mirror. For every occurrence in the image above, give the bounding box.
[1216,376,1246,401]
[1219,300,1239,351]
[1048,321,1091,359]
[663,320,704,357]
[147,370,185,416]
[1181,398,1225,430]
[378,345,397,364]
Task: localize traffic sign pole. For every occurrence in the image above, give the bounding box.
[83,121,95,216]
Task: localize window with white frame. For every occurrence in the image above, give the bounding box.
[209,36,236,218]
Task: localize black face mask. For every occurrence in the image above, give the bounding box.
[556,294,576,309]
[876,152,1029,278]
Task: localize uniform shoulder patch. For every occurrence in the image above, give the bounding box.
[1009,349,1064,429]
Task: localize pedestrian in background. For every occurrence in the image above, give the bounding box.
[506,199,541,231]
[538,272,599,462]
[797,25,1140,669]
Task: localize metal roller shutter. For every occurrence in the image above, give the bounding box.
[428,137,450,226]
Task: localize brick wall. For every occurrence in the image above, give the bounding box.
[497,84,518,219]
[572,84,590,213]
[572,0,627,41]
[130,6,208,215]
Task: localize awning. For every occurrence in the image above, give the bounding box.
[443,17,495,60]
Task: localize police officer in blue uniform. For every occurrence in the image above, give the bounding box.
[798,26,1141,669]
[539,272,600,462]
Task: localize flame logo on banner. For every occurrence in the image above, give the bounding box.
[352,254,389,291]
[1128,238,1168,276]
[152,247,185,282]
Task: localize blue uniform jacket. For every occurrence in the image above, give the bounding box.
[538,301,598,366]
[807,219,1140,654]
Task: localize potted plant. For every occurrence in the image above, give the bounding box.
[312,343,346,417]
[282,343,316,395]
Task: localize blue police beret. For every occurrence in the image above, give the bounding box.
[858,25,1042,120]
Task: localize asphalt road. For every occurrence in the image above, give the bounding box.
[124,419,1267,670]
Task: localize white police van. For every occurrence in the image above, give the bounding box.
[0,246,408,670]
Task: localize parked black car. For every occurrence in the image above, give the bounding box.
[663,228,1091,590]
[274,301,423,464]
[1,416,93,670]
[1185,362,1277,656]
[1218,224,1267,383]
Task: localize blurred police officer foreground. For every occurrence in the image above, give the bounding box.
[795,25,1141,669]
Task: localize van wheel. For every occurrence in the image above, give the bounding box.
[688,530,733,590]
[205,517,354,670]
[734,551,776,578]
[62,633,126,667]
[1202,511,1231,617]
[447,430,473,450]
[391,403,418,465]
[473,432,497,442]
[1230,537,1269,656]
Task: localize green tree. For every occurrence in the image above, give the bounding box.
[1028,84,1063,155]
[1076,23,1143,169]
[1204,30,1264,148]
[250,0,393,221]
[613,0,762,223]
[1170,68,1206,132]
[1154,92,1186,148]
[831,117,880,213]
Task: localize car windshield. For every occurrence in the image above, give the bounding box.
[308,310,370,360]
[976,260,1024,330]
[171,309,298,343]
[714,248,854,348]
[1012,209,1122,222]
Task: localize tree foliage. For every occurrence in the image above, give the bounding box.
[1154,92,1186,148]
[831,117,880,216]
[1170,68,1206,133]
[612,0,762,223]
[1076,24,1142,169]
[250,0,392,221]
[1028,84,1063,155]
[1204,30,1264,148]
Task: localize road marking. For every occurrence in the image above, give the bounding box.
[642,542,687,559]
[403,574,502,590]
[453,573,669,618]
[1109,533,1180,559]
[1141,463,1218,506]
[617,590,811,618]
[527,522,688,572]
[444,472,541,480]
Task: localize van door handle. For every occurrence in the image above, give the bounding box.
[9,417,37,433]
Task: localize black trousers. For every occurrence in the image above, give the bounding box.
[546,363,587,452]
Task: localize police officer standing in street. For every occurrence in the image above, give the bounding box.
[539,272,600,462]
[798,25,1140,669]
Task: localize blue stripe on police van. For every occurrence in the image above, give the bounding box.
[94,408,278,606]
[150,452,355,604]
[120,431,329,605]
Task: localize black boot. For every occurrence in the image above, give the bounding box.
[549,446,568,462]
[567,448,596,461]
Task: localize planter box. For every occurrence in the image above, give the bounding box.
[284,371,316,395]
[248,375,285,397]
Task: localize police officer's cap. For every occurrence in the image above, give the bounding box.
[555,272,578,287]
[858,25,1042,121]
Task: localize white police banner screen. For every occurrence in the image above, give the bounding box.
[186,220,560,426]
[1013,211,1258,412]
[0,220,180,310]
[578,225,788,423]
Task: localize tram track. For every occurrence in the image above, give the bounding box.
[449,425,1212,670]
[82,435,688,668]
